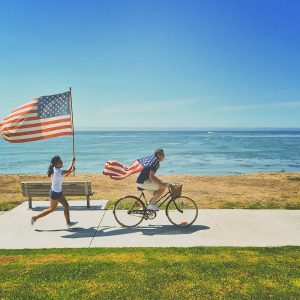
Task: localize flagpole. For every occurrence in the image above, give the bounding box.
[69,87,76,176]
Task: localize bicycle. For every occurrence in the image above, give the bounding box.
[113,183,198,227]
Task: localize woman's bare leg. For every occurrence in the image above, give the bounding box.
[33,200,58,221]
[58,196,70,224]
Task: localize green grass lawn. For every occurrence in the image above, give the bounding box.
[0,247,299,299]
[0,201,23,211]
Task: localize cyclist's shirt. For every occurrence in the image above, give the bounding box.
[136,155,160,184]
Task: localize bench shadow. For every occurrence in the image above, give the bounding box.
[288,177,300,182]
[35,224,209,239]
[32,206,105,211]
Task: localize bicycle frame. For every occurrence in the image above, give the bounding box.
[138,187,183,213]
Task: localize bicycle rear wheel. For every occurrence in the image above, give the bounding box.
[113,196,146,227]
[166,196,198,227]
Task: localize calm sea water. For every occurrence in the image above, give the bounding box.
[0,131,300,175]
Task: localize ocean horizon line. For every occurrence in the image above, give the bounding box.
[75,127,300,132]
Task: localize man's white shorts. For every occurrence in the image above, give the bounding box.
[136,180,160,192]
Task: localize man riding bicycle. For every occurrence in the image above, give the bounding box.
[136,149,168,211]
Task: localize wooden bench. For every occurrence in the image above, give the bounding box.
[21,181,94,209]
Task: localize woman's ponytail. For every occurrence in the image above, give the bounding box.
[47,155,61,177]
[47,164,54,177]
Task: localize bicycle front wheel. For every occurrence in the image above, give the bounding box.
[166,196,198,227]
[113,196,146,227]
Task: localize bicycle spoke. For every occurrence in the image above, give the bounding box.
[166,196,198,227]
[113,196,146,227]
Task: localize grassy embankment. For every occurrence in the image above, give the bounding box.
[0,172,300,211]
[0,247,299,299]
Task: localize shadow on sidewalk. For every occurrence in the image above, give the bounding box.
[35,227,97,238]
[97,224,209,237]
[32,206,105,211]
[35,224,209,239]
[288,176,300,182]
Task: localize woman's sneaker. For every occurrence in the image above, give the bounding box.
[67,221,78,228]
[146,204,159,211]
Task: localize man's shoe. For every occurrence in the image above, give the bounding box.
[146,204,159,211]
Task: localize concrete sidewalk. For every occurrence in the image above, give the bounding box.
[0,201,299,249]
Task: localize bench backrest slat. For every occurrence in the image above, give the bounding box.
[21,181,93,197]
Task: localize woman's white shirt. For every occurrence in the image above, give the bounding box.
[51,167,63,192]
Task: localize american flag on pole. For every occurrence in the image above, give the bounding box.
[0,92,73,143]
[103,160,144,180]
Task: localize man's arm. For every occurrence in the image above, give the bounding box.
[149,170,167,186]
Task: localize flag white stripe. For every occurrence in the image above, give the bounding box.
[103,169,123,176]
[11,99,38,113]
[111,173,128,179]
[104,167,141,178]
[2,115,71,128]
[2,121,72,133]
[3,113,38,123]
[2,117,71,130]
[104,164,127,172]
[6,105,38,118]
[4,128,73,140]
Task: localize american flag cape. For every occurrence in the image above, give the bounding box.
[0,92,73,143]
[103,160,144,180]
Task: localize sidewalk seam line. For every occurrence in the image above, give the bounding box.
[206,210,224,233]
[88,210,107,248]
[206,210,235,244]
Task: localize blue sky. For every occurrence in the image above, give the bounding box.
[0,0,299,129]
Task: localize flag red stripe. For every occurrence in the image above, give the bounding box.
[103,160,143,180]
[103,165,127,175]
[105,161,127,168]
[103,171,123,177]
[2,117,71,131]
[4,109,38,120]
[2,116,39,125]
[4,125,73,137]
[2,131,73,143]
[11,100,37,113]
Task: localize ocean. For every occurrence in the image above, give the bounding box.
[0,131,300,175]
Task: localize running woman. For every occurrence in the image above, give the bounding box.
[31,156,77,227]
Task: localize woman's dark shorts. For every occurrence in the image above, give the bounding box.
[49,189,63,200]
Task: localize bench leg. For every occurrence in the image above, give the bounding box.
[28,197,32,210]
[87,196,90,209]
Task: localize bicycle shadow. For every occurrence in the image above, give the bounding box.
[35,224,209,239]
[97,224,209,237]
